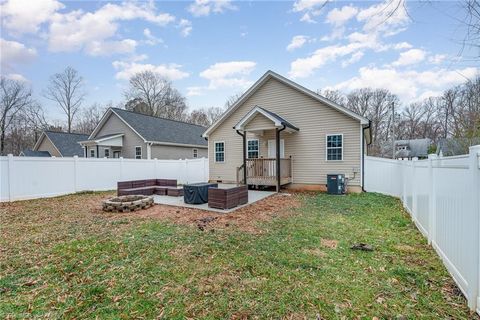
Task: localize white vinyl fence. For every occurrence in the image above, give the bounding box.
[0,155,209,202]
[365,145,480,313]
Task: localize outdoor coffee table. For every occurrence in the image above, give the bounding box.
[183,182,218,204]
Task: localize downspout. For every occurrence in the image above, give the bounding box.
[235,129,247,185]
[362,120,372,192]
[276,125,287,192]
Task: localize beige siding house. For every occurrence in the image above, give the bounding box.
[22,131,89,157]
[80,108,208,159]
[202,71,371,192]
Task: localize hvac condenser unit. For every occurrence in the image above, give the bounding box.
[327,174,346,195]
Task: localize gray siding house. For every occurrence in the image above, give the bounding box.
[79,108,208,159]
[24,131,89,157]
[202,70,371,193]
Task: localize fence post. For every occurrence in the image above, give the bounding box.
[469,145,480,311]
[7,154,14,201]
[402,160,407,205]
[183,159,188,184]
[154,158,158,179]
[411,158,418,221]
[73,156,78,192]
[203,157,208,182]
[119,157,124,181]
[427,154,437,245]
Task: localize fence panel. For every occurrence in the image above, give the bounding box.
[365,145,480,313]
[0,155,209,202]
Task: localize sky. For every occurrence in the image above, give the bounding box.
[1,0,478,122]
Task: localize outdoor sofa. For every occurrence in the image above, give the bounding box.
[208,185,248,210]
[117,179,183,196]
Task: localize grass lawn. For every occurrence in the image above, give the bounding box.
[0,191,475,319]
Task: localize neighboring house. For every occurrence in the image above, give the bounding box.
[395,138,432,159]
[27,131,89,157]
[436,137,480,157]
[202,70,371,192]
[19,150,51,157]
[79,108,208,159]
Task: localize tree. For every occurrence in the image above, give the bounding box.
[0,77,33,155]
[188,109,210,126]
[206,106,225,124]
[44,67,85,133]
[75,103,106,134]
[224,92,243,109]
[318,89,346,106]
[125,71,188,121]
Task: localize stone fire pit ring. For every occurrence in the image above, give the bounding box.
[103,195,154,213]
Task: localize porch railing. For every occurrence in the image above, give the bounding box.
[237,157,291,185]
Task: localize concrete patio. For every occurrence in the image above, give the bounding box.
[153,184,275,213]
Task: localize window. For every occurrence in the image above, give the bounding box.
[193,149,198,158]
[214,142,225,163]
[135,146,142,159]
[90,149,95,157]
[326,134,343,161]
[247,139,259,159]
[104,149,110,158]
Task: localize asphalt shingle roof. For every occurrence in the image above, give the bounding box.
[44,131,89,157]
[257,106,299,131]
[112,108,207,146]
[21,149,51,157]
[395,138,431,158]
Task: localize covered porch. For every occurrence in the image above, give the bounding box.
[234,106,299,191]
[79,133,124,158]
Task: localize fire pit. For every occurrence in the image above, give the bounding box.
[103,195,154,213]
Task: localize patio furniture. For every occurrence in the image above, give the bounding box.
[167,186,184,197]
[117,179,177,196]
[208,185,248,210]
[183,182,218,204]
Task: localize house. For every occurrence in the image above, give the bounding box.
[79,108,208,159]
[202,70,371,192]
[436,137,480,157]
[395,138,432,159]
[26,131,89,157]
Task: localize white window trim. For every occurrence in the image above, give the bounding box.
[135,146,142,159]
[214,141,225,163]
[246,138,259,159]
[193,148,198,158]
[90,149,95,158]
[326,133,344,161]
[104,148,110,158]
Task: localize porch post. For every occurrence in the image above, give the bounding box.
[242,133,247,185]
[96,145,99,158]
[276,128,281,192]
[84,146,87,158]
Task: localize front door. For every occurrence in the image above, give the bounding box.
[268,139,285,158]
[113,151,121,158]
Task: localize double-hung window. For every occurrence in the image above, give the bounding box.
[90,149,95,158]
[214,142,225,163]
[326,134,343,161]
[104,149,110,158]
[193,148,198,158]
[247,139,259,159]
[135,146,142,159]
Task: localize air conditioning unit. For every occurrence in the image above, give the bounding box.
[327,174,346,195]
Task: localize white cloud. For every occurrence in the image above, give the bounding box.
[188,61,256,96]
[393,42,413,50]
[356,0,409,36]
[178,19,192,37]
[326,5,358,26]
[287,35,310,51]
[112,60,189,81]
[0,38,37,72]
[330,66,478,102]
[48,2,175,56]
[341,51,364,67]
[392,49,427,66]
[429,54,448,64]
[293,0,327,23]
[143,28,163,45]
[0,0,64,34]
[188,0,237,17]
[4,73,28,82]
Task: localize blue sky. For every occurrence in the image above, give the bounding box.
[1,0,478,121]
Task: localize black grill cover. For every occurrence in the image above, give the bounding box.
[183,183,218,204]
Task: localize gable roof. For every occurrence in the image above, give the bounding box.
[234,106,299,132]
[34,131,89,157]
[395,138,432,158]
[203,70,369,137]
[90,108,208,147]
[20,149,51,157]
